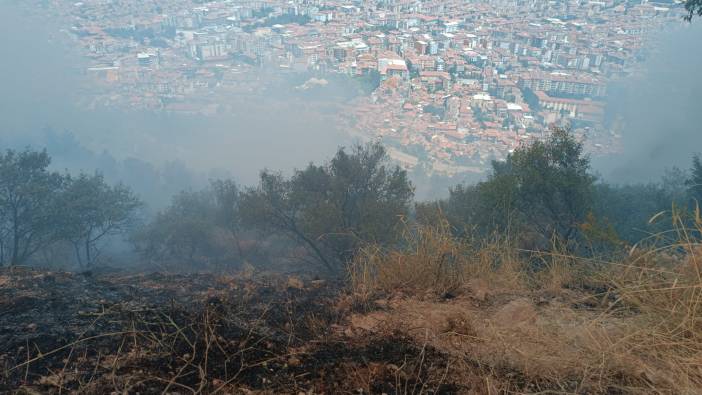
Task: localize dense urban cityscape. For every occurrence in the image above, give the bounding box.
[31,0,684,175]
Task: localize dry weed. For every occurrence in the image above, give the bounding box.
[348,220,527,301]
[347,212,702,394]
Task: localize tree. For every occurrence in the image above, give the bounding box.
[0,149,64,266]
[472,162,521,236]
[591,182,673,244]
[684,0,702,21]
[241,170,332,268]
[60,173,141,267]
[496,127,594,243]
[241,142,414,272]
[417,184,485,237]
[687,154,702,204]
[358,70,382,95]
[521,87,541,111]
[133,190,217,265]
[446,128,594,247]
[210,179,245,260]
[132,181,244,268]
[662,166,691,206]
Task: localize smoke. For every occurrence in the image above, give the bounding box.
[0,2,83,139]
[6,2,701,206]
[595,22,702,182]
[0,2,351,209]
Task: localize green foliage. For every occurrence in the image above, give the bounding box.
[661,166,690,204]
[592,168,692,244]
[415,184,491,238]
[6,140,701,272]
[521,87,540,111]
[503,127,594,241]
[133,180,244,267]
[241,142,414,272]
[133,190,216,264]
[687,154,702,204]
[104,26,174,43]
[443,128,594,247]
[356,70,382,95]
[423,104,445,119]
[60,173,141,267]
[0,148,142,267]
[416,184,482,237]
[252,6,273,18]
[578,211,624,254]
[243,13,311,32]
[0,149,65,265]
[685,0,702,21]
[211,179,242,233]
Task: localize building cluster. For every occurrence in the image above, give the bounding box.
[42,0,682,174]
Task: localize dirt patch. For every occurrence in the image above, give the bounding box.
[491,298,537,327]
[343,287,663,394]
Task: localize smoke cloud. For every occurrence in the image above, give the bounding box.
[3,2,701,204]
[595,23,702,182]
[0,2,351,208]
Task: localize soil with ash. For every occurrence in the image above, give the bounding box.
[0,268,463,394]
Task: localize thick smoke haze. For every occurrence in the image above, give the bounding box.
[595,23,702,182]
[3,1,701,208]
[0,2,351,208]
[0,4,83,138]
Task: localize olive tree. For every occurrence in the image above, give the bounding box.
[241,142,414,272]
[132,180,244,267]
[0,149,64,266]
[60,173,141,267]
[445,127,594,246]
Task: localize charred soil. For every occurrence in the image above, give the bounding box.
[0,265,689,394]
[0,268,464,394]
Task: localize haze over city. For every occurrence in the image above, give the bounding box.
[2,0,700,200]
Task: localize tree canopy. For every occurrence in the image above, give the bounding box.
[0,148,140,267]
[0,149,64,265]
[685,0,702,21]
[60,173,141,267]
[687,154,702,204]
[132,180,245,268]
[240,142,414,272]
[435,127,594,248]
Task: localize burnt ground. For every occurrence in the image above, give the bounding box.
[0,268,464,394]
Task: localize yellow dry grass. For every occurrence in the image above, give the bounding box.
[348,220,525,303]
[346,211,702,394]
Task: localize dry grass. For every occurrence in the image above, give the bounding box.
[348,220,526,303]
[596,209,702,394]
[7,212,702,393]
[347,212,702,394]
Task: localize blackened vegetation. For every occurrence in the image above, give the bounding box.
[0,268,461,394]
